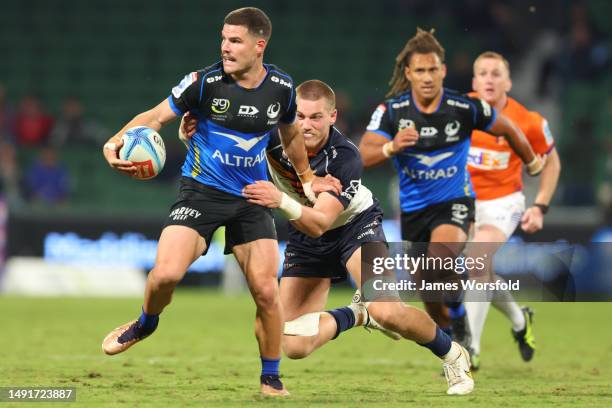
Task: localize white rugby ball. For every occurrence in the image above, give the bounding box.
[119,126,166,180]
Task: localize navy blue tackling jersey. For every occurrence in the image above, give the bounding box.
[168,61,297,197]
[266,126,386,268]
[366,88,496,212]
[266,126,375,229]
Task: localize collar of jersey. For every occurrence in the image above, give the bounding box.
[226,64,270,91]
[411,88,445,115]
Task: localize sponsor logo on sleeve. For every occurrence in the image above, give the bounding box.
[366,104,386,131]
[542,119,554,146]
[172,72,198,98]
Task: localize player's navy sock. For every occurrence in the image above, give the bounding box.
[419,326,452,357]
[260,356,280,376]
[447,302,466,319]
[327,307,356,339]
[137,307,159,335]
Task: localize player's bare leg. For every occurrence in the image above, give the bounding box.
[102,226,205,355]
[280,277,335,359]
[425,224,471,348]
[233,238,288,396]
[351,246,474,395]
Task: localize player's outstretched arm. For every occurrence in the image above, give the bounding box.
[488,114,544,176]
[242,180,343,238]
[103,99,178,176]
[359,128,419,167]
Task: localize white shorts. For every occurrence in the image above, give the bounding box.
[475,192,525,238]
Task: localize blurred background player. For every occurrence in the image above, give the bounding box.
[99,7,337,396]
[241,79,475,395]
[465,51,561,370]
[359,28,544,348]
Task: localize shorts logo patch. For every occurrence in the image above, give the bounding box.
[169,206,202,221]
[451,203,469,225]
[357,228,376,240]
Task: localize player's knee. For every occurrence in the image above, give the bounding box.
[282,337,311,360]
[250,279,279,310]
[151,264,184,289]
[368,302,398,330]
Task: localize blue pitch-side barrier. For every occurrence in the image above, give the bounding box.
[39,223,612,296]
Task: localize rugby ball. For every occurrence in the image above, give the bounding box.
[119,126,166,180]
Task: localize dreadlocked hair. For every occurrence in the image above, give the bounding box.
[386,28,445,98]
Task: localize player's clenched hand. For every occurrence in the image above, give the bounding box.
[520,206,544,233]
[242,180,283,208]
[312,174,342,196]
[526,154,545,176]
[392,127,419,153]
[102,138,137,176]
[179,112,198,147]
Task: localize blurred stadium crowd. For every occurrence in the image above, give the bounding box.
[0,0,609,219]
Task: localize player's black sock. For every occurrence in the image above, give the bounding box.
[137,307,159,336]
[327,307,356,339]
[419,326,452,357]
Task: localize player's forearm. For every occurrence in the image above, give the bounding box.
[534,148,561,205]
[279,124,313,182]
[359,138,388,167]
[290,206,336,238]
[495,116,536,164]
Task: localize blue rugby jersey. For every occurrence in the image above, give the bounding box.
[366,88,496,212]
[168,61,296,197]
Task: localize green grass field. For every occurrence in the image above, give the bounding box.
[1,289,611,407]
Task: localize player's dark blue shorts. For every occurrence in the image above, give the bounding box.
[164,176,277,255]
[282,205,387,282]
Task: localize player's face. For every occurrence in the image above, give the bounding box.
[472,58,512,105]
[296,97,337,153]
[221,24,263,75]
[405,53,446,102]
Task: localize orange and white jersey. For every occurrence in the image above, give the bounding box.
[467,95,555,200]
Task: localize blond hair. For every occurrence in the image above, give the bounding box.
[296,80,336,110]
[387,28,445,98]
[473,51,511,76]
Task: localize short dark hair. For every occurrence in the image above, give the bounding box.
[224,7,272,41]
[296,80,336,110]
[387,28,446,97]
